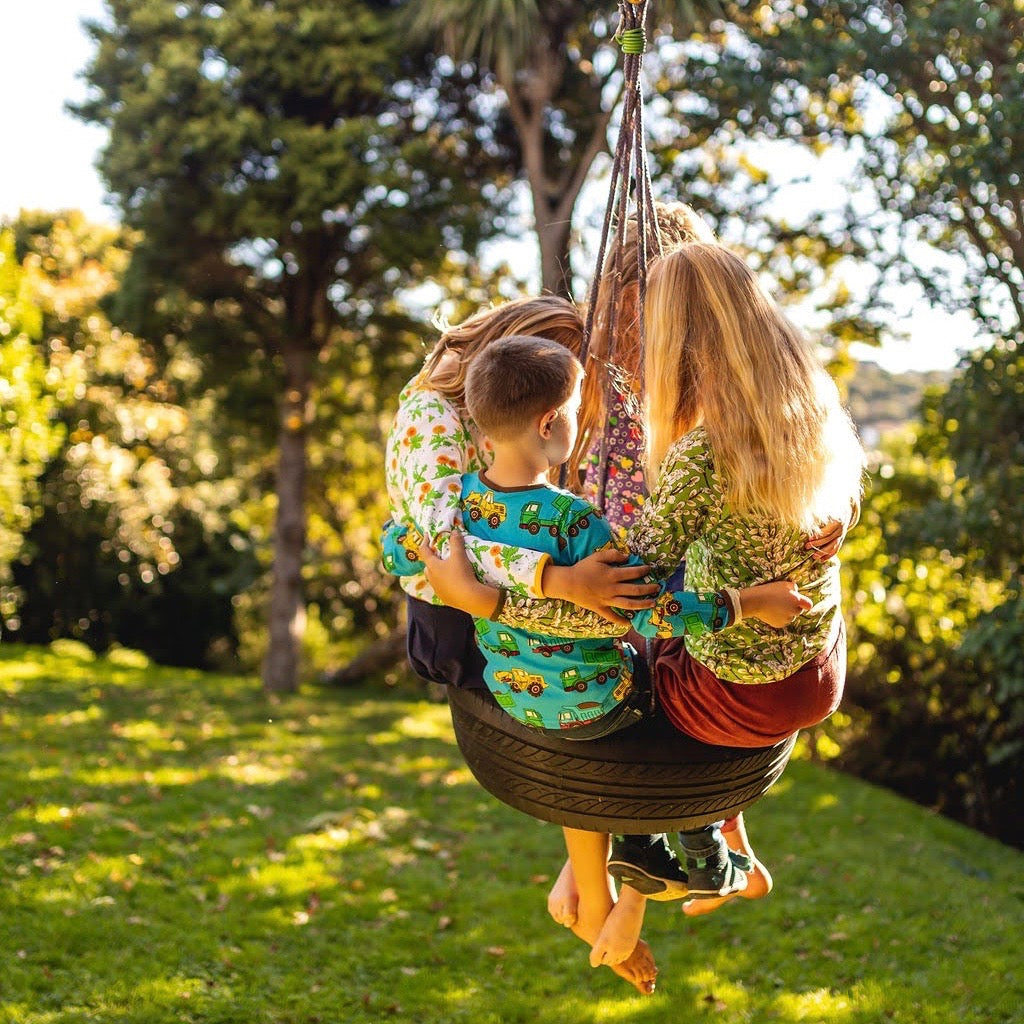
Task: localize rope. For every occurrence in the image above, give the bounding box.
[572,0,661,505]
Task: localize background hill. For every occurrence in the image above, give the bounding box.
[847,362,953,446]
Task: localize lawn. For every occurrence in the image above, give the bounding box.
[2,641,1022,1024]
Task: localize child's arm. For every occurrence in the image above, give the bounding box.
[627,576,812,638]
[625,432,813,632]
[389,386,550,599]
[804,500,861,561]
[379,520,424,577]
[420,532,632,636]
[421,512,808,638]
[420,532,506,620]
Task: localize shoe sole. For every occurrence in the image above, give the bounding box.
[685,877,749,898]
[607,861,690,901]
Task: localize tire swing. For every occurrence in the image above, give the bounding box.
[448,0,797,835]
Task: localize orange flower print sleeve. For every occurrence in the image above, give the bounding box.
[384,379,548,602]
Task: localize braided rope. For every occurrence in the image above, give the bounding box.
[576,0,661,507]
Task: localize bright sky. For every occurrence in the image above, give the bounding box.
[2,2,983,374]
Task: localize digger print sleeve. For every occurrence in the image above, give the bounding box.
[626,585,733,639]
[379,520,424,577]
[388,386,547,598]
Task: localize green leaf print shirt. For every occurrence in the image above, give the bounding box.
[628,428,843,684]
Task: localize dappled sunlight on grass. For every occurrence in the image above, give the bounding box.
[679,969,752,1014]
[810,792,840,811]
[216,753,298,785]
[44,705,105,728]
[21,802,78,825]
[396,709,458,739]
[72,764,204,787]
[772,985,861,1020]
[2,643,1023,1024]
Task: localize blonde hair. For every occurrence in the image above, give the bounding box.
[465,336,582,441]
[572,202,715,482]
[644,242,865,532]
[418,295,584,409]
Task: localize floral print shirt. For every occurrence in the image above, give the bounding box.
[628,427,842,684]
[384,376,547,604]
[582,386,648,535]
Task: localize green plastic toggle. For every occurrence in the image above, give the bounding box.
[617,27,646,54]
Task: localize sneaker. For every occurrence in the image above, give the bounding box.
[607,834,689,900]
[681,838,749,899]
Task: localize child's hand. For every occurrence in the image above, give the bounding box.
[804,518,846,561]
[422,531,503,619]
[542,548,658,626]
[741,580,813,628]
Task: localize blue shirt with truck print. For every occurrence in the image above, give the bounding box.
[381,471,732,732]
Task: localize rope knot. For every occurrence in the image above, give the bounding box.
[616,26,646,55]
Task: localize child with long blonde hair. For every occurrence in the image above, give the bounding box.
[603,242,864,928]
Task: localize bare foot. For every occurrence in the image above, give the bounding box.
[589,886,647,967]
[682,819,773,918]
[609,939,658,995]
[547,857,578,928]
[572,895,656,995]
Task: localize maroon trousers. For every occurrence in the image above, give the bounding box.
[652,616,846,749]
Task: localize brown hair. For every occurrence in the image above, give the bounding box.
[418,295,584,409]
[465,335,582,442]
[571,201,715,483]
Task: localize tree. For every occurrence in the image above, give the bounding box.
[830,336,1023,848]
[0,228,69,616]
[688,0,1024,340]
[407,0,887,356]
[6,211,258,667]
[74,0,501,691]
[408,1,730,296]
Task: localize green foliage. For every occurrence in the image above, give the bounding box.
[0,230,68,587]
[834,343,1023,846]
[2,642,1022,1023]
[74,0,511,689]
[4,212,258,668]
[845,361,951,443]
[933,338,1024,574]
[699,0,1024,337]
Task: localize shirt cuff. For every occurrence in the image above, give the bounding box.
[532,553,552,599]
[722,587,743,627]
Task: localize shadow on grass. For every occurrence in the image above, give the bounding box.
[1,643,1022,1024]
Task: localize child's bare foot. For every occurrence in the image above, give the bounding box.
[682,818,773,917]
[547,857,578,928]
[609,939,658,995]
[589,886,647,967]
[571,894,656,995]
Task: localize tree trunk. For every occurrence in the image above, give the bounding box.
[504,53,618,299]
[262,341,312,694]
[538,215,574,298]
[321,625,408,686]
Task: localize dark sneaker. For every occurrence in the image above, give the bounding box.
[682,839,749,899]
[607,834,689,900]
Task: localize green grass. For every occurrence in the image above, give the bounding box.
[1,641,1022,1024]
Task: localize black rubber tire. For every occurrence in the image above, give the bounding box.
[447,684,797,833]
